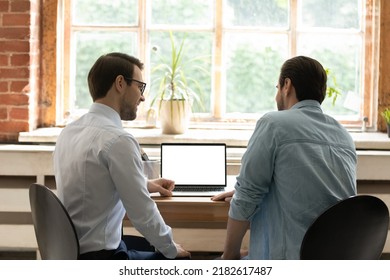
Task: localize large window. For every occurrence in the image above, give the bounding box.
[58,0,379,128]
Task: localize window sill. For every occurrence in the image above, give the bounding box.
[18,126,390,150]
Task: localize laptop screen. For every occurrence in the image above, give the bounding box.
[161,143,227,186]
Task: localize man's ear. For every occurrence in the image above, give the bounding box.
[114,75,126,92]
[283,78,293,95]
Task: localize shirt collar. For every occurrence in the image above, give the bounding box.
[89,103,123,128]
[290,100,323,112]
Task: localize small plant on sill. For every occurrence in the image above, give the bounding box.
[381,108,390,124]
[325,68,342,105]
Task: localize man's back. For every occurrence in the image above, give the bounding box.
[230,100,357,259]
[54,104,132,253]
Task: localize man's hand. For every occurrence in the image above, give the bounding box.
[147,178,175,197]
[211,190,235,202]
[175,242,191,259]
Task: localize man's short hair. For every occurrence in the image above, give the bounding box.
[87,52,144,101]
[278,56,327,104]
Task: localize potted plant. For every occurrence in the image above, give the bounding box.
[149,31,208,134]
[381,108,390,137]
[325,68,341,105]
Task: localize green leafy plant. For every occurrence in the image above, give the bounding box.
[149,31,208,114]
[381,108,390,124]
[325,68,342,105]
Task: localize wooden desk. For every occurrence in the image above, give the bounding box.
[123,178,242,252]
[152,196,230,229]
[150,176,236,229]
[123,196,240,252]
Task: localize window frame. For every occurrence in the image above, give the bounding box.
[57,0,379,129]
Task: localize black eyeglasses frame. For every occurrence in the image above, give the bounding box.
[124,77,146,96]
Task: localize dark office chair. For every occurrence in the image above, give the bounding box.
[29,183,154,260]
[300,195,389,260]
[29,183,80,259]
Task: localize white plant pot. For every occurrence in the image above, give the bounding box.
[159,100,191,134]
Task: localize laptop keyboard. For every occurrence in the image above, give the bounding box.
[174,186,225,192]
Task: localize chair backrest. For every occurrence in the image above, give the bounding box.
[29,183,80,260]
[300,195,389,260]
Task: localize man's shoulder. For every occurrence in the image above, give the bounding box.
[259,110,296,126]
[60,114,137,144]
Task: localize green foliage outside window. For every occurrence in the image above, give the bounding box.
[226,46,284,113]
[70,0,364,120]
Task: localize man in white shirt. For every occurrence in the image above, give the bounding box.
[54,52,190,259]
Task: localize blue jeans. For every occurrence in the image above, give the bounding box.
[79,240,188,260]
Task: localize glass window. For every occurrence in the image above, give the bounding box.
[299,0,360,29]
[225,33,288,114]
[224,0,289,28]
[150,0,213,26]
[59,0,377,128]
[72,0,138,26]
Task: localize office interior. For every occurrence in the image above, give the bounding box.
[0,0,390,259]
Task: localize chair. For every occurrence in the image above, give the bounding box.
[29,183,80,259]
[29,183,155,260]
[300,195,389,260]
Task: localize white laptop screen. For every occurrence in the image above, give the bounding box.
[161,143,226,186]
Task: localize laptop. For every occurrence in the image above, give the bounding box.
[160,143,229,197]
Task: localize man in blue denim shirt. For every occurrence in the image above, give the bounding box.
[213,56,357,259]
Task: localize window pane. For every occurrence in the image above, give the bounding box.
[72,0,137,26]
[298,34,362,118]
[224,0,289,28]
[62,0,370,125]
[148,31,212,113]
[150,0,213,26]
[72,31,137,110]
[225,34,288,114]
[299,0,361,29]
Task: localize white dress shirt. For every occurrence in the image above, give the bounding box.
[53,103,177,258]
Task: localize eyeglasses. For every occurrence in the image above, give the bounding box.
[124,77,146,96]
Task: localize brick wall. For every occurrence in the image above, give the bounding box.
[0,0,40,143]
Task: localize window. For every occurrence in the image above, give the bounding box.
[58,0,379,128]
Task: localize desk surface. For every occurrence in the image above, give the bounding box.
[151,196,230,229]
[142,176,237,229]
[124,196,235,252]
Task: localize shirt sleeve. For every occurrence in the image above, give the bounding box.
[229,116,277,221]
[106,134,177,259]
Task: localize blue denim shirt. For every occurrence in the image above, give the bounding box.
[229,100,357,259]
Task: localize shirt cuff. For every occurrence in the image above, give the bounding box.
[157,241,177,259]
[228,196,253,221]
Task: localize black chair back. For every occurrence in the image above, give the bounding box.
[29,183,80,260]
[300,195,389,260]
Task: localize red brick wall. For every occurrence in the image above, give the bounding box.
[0,0,40,143]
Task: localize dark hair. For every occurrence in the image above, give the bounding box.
[278,56,327,104]
[87,52,144,101]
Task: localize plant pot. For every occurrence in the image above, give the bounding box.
[158,100,191,134]
[387,123,390,138]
